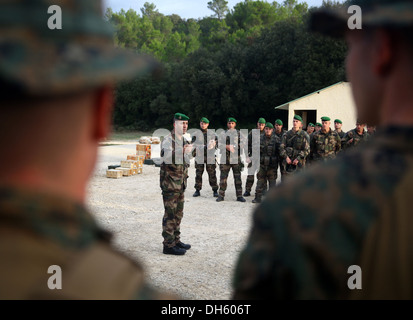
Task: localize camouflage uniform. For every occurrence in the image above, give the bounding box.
[274,129,287,180]
[245,129,265,194]
[334,129,346,139]
[254,133,281,200]
[0,187,172,299]
[310,128,342,163]
[191,129,218,193]
[279,128,310,178]
[160,133,190,248]
[233,127,413,299]
[342,128,369,150]
[217,129,247,198]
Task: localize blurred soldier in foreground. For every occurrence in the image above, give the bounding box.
[216,118,247,202]
[252,123,281,204]
[309,116,342,163]
[0,0,176,299]
[160,113,193,255]
[191,117,219,198]
[342,120,368,150]
[233,0,413,299]
[244,118,266,197]
[278,115,310,180]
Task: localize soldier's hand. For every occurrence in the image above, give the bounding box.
[286,157,292,165]
[292,159,299,166]
[245,157,251,164]
[348,138,354,145]
[184,144,193,154]
[208,140,216,150]
[226,145,235,153]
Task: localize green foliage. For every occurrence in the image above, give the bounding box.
[108,1,347,131]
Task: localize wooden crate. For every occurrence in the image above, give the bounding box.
[106,169,123,179]
[127,155,139,161]
[136,144,151,160]
[119,167,133,176]
[121,160,137,169]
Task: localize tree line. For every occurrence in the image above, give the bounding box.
[106,0,347,131]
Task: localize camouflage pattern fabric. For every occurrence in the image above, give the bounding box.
[0,187,171,299]
[191,129,218,191]
[194,164,218,192]
[218,164,243,198]
[310,128,342,163]
[245,129,265,193]
[233,127,413,299]
[279,129,310,178]
[334,129,346,139]
[254,133,281,198]
[274,129,287,181]
[342,129,369,150]
[0,0,159,97]
[160,133,190,248]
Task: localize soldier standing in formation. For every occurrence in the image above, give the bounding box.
[252,123,281,204]
[306,123,315,136]
[160,113,193,255]
[216,118,247,203]
[342,120,368,150]
[309,116,342,164]
[244,118,266,197]
[273,119,286,182]
[279,115,310,179]
[192,117,219,198]
[334,119,346,139]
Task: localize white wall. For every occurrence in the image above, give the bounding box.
[286,82,358,133]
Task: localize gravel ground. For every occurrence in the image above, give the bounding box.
[86,141,275,300]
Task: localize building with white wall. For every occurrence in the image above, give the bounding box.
[274,82,358,132]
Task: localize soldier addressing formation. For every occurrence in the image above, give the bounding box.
[160,113,193,255]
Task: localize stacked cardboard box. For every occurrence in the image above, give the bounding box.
[106,154,144,178]
[136,144,151,160]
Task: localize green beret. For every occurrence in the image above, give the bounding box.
[321,116,331,121]
[227,117,237,123]
[200,117,209,124]
[258,118,266,124]
[174,113,189,121]
[275,119,283,126]
[334,119,342,124]
[316,122,322,127]
[294,115,303,122]
[265,122,274,129]
[308,123,315,127]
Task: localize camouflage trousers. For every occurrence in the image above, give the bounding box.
[162,191,184,248]
[245,162,268,193]
[255,165,277,199]
[218,164,243,197]
[194,163,218,191]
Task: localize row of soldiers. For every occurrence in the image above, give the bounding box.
[189,115,374,204]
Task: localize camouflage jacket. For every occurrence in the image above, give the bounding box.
[0,187,173,299]
[279,129,310,164]
[191,129,218,165]
[334,129,346,139]
[233,126,413,299]
[259,133,281,167]
[342,128,369,150]
[310,128,342,162]
[218,129,247,165]
[160,132,190,193]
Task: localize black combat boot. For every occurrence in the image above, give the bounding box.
[216,196,224,202]
[252,197,261,203]
[193,190,200,197]
[243,191,251,197]
[176,241,191,250]
[213,190,219,197]
[237,196,246,202]
[163,245,186,255]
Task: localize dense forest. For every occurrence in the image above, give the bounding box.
[105,0,347,131]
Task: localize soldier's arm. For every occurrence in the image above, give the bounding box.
[279,133,288,159]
